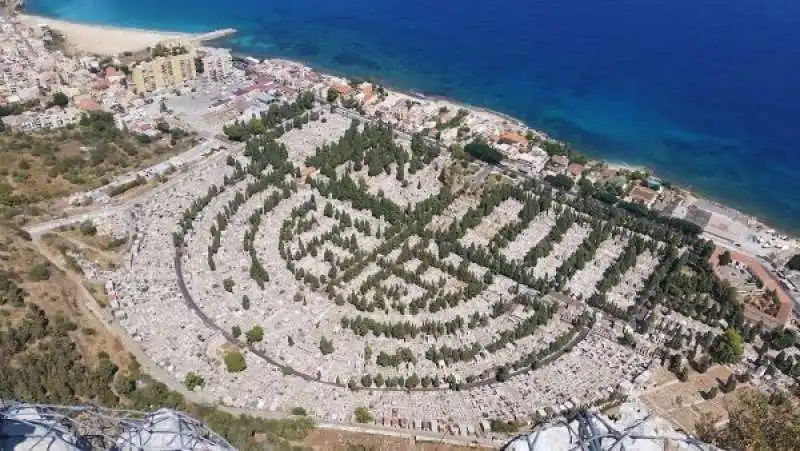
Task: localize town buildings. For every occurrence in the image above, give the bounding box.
[200,47,234,81]
[131,43,198,94]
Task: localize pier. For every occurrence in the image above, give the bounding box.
[192,28,236,43]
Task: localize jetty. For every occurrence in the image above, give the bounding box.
[192,28,236,43]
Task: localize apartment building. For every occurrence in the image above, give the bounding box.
[201,48,234,81]
[131,46,197,94]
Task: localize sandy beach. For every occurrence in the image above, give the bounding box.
[18,14,233,55]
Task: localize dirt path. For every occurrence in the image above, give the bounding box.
[31,237,208,404]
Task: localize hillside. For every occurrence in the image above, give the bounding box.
[0,223,314,450]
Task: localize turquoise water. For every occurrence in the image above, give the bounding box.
[27,0,800,233]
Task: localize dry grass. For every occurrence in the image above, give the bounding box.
[0,121,196,222]
[640,365,754,432]
[0,224,134,371]
[303,427,493,451]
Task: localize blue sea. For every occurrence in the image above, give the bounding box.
[27,0,800,233]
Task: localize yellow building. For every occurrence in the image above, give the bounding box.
[131,47,197,94]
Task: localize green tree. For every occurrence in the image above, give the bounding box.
[231,325,242,339]
[464,140,503,164]
[224,351,247,372]
[319,336,334,355]
[360,374,372,387]
[547,173,575,191]
[354,407,373,423]
[327,88,340,103]
[248,118,266,135]
[719,250,732,266]
[710,329,744,364]
[245,325,264,344]
[52,92,69,107]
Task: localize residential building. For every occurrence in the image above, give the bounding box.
[201,48,234,81]
[567,163,585,179]
[131,47,197,94]
[627,185,659,207]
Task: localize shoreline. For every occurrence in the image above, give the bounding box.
[12,12,798,239]
[18,13,234,55]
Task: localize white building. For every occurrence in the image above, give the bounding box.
[201,48,234,81]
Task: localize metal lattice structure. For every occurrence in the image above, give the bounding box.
[502,409,716,451]
[0,401,235,451]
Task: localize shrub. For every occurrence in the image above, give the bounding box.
[245,325,263,344]
[291,407,307,416]
[223,277,234,292]
[319,336,334,355]
[354,407,373,424]
[787,254,800,271]
[28,263,50,281]
[184,372,205,390]
[79,220,97,236]
[490,419,520,434]
[224,351,246,372]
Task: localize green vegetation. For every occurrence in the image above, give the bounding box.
[697,391,800,450]
[224,351,247,373]
[319,336,335,355]
[710,329,744,364]
[51,92,69,107]
[464,140,503,164]
[174,95,744,396]
[183,372,205,390]
[291,407,308,416]
[245,325,264,344]
[223,92,315,141]
[489,419,521,434]
[787,254,800,271]
[151,43,188,57]
[0,99,38,117]
[436,108,468,130]
[28,263,51,281]
[546,173,574,191]
[0,110,194,219]
[353,407,373,424]
[0,229,312,450]
[107,176,147,197]
[79,220,97,236]
[326,88,340,103]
